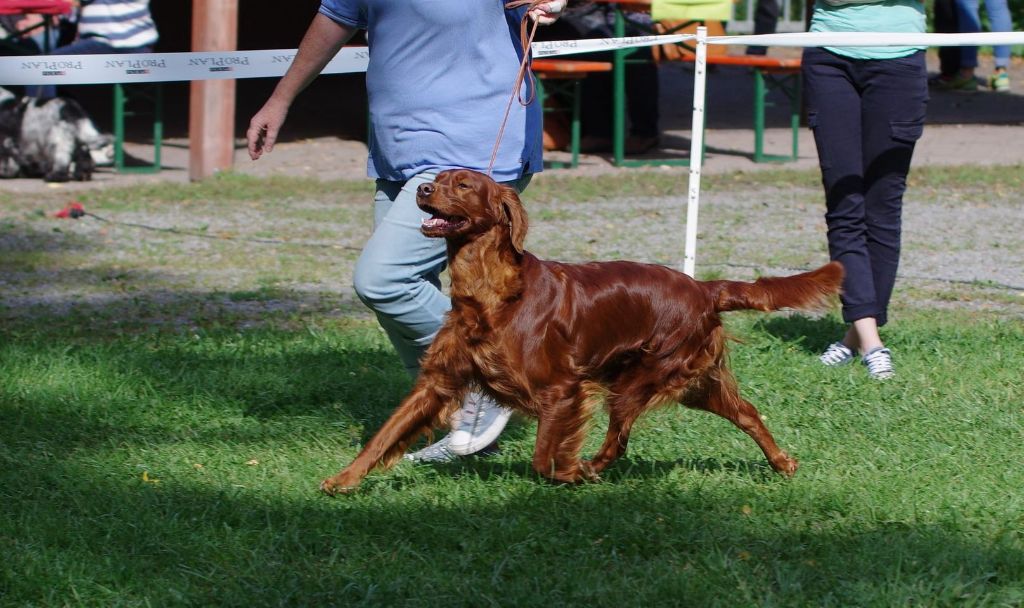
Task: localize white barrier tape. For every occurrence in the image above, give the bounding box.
[531,33,692,57]
[4,31,1024,85]
[0,47,370,86]
[0,36,691,86]
[712,31,1024,47]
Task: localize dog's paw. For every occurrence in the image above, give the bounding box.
[579,461,602,483]
[319,474,360,496]
[773,454,799,477]
[43,170,71,183]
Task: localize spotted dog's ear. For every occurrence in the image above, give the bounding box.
[499,185,528,255]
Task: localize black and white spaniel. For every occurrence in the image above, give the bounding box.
[0,87,113,182]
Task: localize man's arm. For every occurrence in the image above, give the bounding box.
[247,13,356,160]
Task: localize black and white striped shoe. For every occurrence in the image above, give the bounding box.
[861,347,895,380]
[819,342,855,366]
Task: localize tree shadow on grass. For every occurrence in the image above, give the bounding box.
[754,314,849,356]
[2,454,1020,607]
[436,453,780,487]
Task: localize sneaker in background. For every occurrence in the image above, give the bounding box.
[934,73,979,92]
[990,70,1011,93]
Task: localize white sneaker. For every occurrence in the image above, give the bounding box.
[819,342,855,366]
[862,347,894,380]
[448,391,512,456]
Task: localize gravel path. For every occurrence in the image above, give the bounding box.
[3,168,1023,330]
[3,52,1024,325]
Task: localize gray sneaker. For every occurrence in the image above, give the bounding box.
[404,434,500,463]
[404,434,458,463]
[448,391,512,456]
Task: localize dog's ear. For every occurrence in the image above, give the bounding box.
[499,185,528,254]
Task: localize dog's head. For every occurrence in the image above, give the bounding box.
[416,169,528,254]
[86,132,114,166]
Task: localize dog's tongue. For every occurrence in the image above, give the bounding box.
[422,217,449,229]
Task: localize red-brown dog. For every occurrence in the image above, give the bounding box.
[321,169,843,494]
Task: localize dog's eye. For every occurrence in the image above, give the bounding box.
[457,183,470,190]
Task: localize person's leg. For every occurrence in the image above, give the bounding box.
[579,60,615,147]
[932,0,961,78]
[27,38,152,98]
[985,0,1013,91]
[954,0,981,77]
[26,37,115,98]
[804,48,898,378]
[354,172,448,376]
[803,48,875,329]
[747,0,780,56]
[859,51,926,331]
[832,52,925,377]
[625,47,659,152]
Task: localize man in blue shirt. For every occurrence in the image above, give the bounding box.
[248,1,563,462]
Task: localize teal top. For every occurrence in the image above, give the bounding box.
[810,0,926,60]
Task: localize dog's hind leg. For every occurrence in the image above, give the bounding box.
[683,367,798,477]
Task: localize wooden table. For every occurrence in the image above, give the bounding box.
[0,0,73,53]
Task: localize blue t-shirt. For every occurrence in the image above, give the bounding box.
[319,0,543,182]
[810,0,926,60]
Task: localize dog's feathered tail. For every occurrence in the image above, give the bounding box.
[704,261,844,313]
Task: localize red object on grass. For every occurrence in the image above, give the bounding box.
[54,201,85,219]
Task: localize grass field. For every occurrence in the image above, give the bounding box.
[2,167,1023,606]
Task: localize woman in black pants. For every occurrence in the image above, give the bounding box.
[803,0,928,379]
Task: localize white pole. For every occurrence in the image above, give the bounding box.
[683,26,708,277]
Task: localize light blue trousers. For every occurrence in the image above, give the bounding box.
[955,0,1012,69]
[353,170,531,377]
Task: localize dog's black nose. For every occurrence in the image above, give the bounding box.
[417,183,435,197]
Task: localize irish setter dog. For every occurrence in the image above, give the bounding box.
[320,169,843,495]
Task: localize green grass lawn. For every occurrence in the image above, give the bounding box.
[2,168,1023,606]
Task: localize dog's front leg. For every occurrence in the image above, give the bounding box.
[42,125,76,182]
[531,382,596,484]
[320,379,463,495]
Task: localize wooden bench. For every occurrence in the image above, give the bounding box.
[680,53,802,163]
[532,59,613,168]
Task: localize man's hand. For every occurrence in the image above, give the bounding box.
[246,98,289,160]
[246,14,355,161]
[528,0,566,24]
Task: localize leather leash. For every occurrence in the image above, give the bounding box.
[487,0,546,176]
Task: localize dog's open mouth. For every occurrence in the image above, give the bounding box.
[420,207,467,235]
